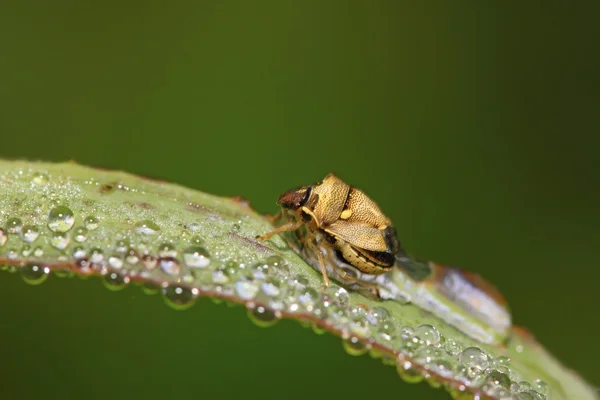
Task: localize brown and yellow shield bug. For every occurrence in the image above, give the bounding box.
[259,173,512,345]
[258,173,399,287]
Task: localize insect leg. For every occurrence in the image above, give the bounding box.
[314,245,330,287]
[327,262,380,294]
[257,219,304,241]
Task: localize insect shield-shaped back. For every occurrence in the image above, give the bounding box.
[310,174,399,274]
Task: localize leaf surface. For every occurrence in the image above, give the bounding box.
[0,160,595,400]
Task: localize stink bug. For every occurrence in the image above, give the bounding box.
[259,173,512,345]
[258,173,399,287]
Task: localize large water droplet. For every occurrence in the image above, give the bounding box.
[248,304,280,328]
[6,217,23,234]
[115,239,130,254]
[182,246,211,268]
[89,248,105,265]
[162,285,198,310]
[160,257,181,276]
[141,254,155,270]
[158,243,177,258]
[84,216,99,230]
[108,255,124,270]
[261,277,281,297]
[142,282,160,295]
[212,268,231,285]
[20,264,50,285]
[459,347,489,370]
[414,324,440,346]
[296,287,319,310]
[31,172,49,185]
[103,271,130,291]
[135,220,160,235]
[235,276,261,300]
[48,206,75,233]
[22,225,40,243]
[396,360,424,384]
[72,226,88,243]
[533,379,548,395]
[324,286,350,307]
[481,370,511,396]
[50,232,70,250]
[366,306,390,326]
[342,336,368,356]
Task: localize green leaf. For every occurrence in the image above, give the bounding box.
[0,160,596,400]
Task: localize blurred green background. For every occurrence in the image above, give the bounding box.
[1,2,598,399]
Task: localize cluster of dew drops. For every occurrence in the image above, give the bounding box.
[0,169,549,400]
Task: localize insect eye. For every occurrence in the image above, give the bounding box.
[278,186,312,210]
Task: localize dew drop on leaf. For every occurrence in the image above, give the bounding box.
[48,206,75,233]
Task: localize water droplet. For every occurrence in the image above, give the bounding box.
[533,379,548,395]
[33,247,44,257]
[73,226,88,243]
[126,249,140,265]
[141,282,160,295]
[296,287,319,310]
[53,267,73,278]
[50,232,70,250]
[261,278,281,297]
[89,248,105,264]
[84,216,99,230]
[188,223,201,232]
[342,336,368,356]
[290,275,309,290]
[492,356,511,369]
[248,304,280,327]
[103,271,129,291]
[0,229,7,246]
[135,219,160,235]
[22,225,40,243]
[6,217,23,234]
[396,360,424,384]
[108,255,124,269]
[48,206,75,233]
[235,276,260,300]
[378,320,397,342]
[160,257,181,276]
[75,258,92,274]
[162,285,198,310]
[458,347,490,381]
[158,243,177,258]
[459,347,489,370]
[20,264,50,285]
[324,286,349,307]
[443,338,462,355]
[115,239,130,254]
[264,255,288,276]
[367,306,390,326]
[414,324,440,346]
[481,370,511,395]
[182,246,211,268]
[212,268,231,285]
[141,254,156,270]
[31,172,49,185]
[21,244,33,257]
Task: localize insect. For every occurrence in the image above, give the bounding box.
[258,173,399,288]
[259,174,512,344]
